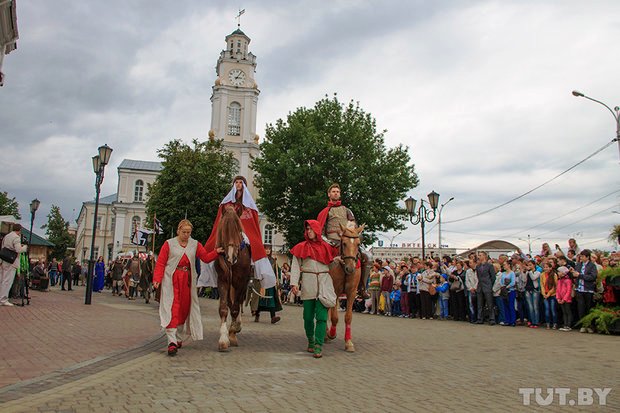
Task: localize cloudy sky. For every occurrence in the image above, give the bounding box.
[1,0,619,253]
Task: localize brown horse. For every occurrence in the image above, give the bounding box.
[328,223,365,352]
[215,206,252,351]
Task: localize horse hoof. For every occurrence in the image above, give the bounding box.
[326,333,336,340]
[229,335,238,347]
[345,340,355,352]
[218,340,230,352]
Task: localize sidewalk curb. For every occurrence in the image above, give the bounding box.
[0,330,166,404]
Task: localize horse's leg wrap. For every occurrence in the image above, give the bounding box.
[344,324,352,341]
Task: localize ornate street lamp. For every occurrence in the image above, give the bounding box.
[572,90,620,162]
[85,144,113,305]
[405,190,440,260]
[28,198,40,267]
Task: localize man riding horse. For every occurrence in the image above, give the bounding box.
[317,183,372,298]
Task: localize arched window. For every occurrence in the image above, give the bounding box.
[263,224,273,246]
[228,102,241,136]
[134,180,144,202]
[132,216,141,230]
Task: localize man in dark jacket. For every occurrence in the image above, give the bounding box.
[72,261,82,287]
[61,255,73,291]
[475,251,496,325]
[570,249,598,332]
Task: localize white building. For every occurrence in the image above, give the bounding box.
[0,0,18,87]
[75,27,284,262]
[370,243,457,262]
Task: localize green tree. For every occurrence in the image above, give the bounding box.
[146,139,237,250]
[42,205,75,260]
[0,191,21,219]
[609,224,620,245]
[253,95,418,247]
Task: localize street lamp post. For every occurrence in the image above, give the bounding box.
[518,234,540,256]
[28,199,40,267]
[405,191,440,260]
[85,144,113,305]
[438,196,454,259]
[572,90,620,162]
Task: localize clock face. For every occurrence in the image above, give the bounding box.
[228,69,246,86]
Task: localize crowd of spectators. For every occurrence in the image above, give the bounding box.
[352,239,618,333]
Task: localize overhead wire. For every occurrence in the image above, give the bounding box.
[443,139,616,224]
[503,189,620,238]
[533,205,617,238]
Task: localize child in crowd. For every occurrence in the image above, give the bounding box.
[390,283,401,317]
[555,266,573,331]
[436,274,450,320]
[540,262,558,330]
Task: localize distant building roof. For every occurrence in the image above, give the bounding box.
[457,240,519,258]
[21,228,54,247]
[84,193,117,205]
[118,159,163,172]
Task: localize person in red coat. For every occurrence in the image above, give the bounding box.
[198,176,276,290]
[153,219,222,356]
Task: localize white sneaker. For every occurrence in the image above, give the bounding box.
[1,302,14,306]
[579,327,587,333]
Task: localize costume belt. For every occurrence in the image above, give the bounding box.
[176,266,190,271]
[300,269,330,275]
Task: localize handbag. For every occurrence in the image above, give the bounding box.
[0,247,18,264]
[428,283,437,296]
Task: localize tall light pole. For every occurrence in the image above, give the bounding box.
[405,191,440,260]
[518,234,540,256]
[85,144,113,305]
[28,199,40,267]
[438,196,454,259]
[572,90,620,162]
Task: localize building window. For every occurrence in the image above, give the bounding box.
[110,216,116,232]
[93,246,99,259]
[263,224,273,246]
[228,102,241,136]
[132,216,141,230]
[96,215,102,230]
[134,180,144,202]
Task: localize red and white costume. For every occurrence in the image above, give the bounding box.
[154,237,218,345]
[197,182,276,289]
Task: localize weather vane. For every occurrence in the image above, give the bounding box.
[236,8,245,28]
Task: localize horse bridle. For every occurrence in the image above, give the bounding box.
[340,232,361,262]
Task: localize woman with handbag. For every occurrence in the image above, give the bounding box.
[0,224,27,306]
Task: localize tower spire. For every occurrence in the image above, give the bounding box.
[236,8,245,28]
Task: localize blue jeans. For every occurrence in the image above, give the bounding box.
[49,270,58,286]
[503,290,516,325]
[467,291,477,322]
[544,296,557,325]
[495,297,505,323]
[392,300,401,316]
[524,290,540,325]
[440,298,449,319]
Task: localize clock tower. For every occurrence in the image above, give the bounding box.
[210,28,260,196]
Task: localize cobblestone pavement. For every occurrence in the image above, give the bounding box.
[1,297,618,412]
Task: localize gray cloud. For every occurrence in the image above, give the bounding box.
[1,0,619,252]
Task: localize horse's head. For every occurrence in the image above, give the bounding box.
[217,207,244,265]
[339,223,365,275]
